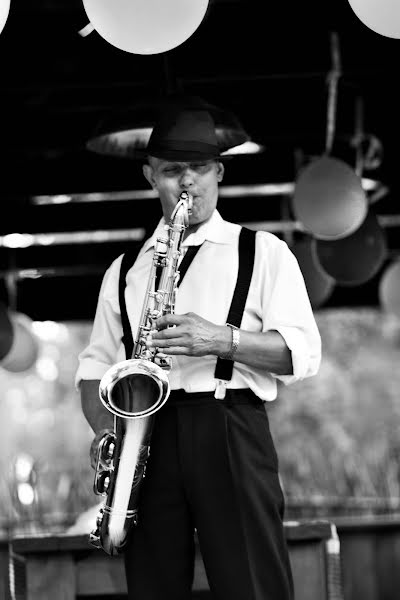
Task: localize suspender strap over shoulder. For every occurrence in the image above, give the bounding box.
[119,249,139,360]
[214,227,256,383]
[119,244,202,360]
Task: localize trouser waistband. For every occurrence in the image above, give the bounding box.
[166,388,263,406]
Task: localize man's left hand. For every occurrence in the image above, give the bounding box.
[146,312,230,357]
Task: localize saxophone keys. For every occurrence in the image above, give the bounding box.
[89,531,102,548]
[102,475,110,493]
[100,439,115,462]
[96,508,104,528]
[155,237,169,256]
[154,353,172,370]
[153,294,164,306]
[94,472,111,495]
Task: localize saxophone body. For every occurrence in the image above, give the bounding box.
[89,191,192,555]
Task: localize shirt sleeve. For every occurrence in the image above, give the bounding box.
[75,256,123,389]
[260,234,322,385]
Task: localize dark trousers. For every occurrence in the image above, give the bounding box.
[124,389,294,600]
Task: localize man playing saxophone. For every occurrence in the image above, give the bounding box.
[76,95,321,600]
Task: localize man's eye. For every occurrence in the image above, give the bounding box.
[193,163,210,172]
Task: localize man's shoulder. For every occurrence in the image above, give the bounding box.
[254,228,286,246]
[105,235,152,276]
[219,217,241,235]
[105,253,125,275]
[218,217,289,253]
[238,227,288,253]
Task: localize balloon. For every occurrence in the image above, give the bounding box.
[292,156,368,241]
[379,261,400,319]
[1,312,39,372]
[313,211,387,286]
[291,237,335,308]
[0,0,10,36]
[348,0,400,39]
[82,0,209,54]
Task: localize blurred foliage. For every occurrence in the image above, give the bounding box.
[1,308,400,535]
[269,308,400,517]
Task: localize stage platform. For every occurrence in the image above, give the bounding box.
[8,520,339,600]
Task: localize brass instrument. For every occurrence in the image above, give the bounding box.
[89,191,193,555]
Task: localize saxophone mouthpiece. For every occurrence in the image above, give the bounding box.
[179,191,193,214]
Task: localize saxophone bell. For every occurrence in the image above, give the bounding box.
[99,359,170,419]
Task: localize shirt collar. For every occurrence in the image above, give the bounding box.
[140,210,232,255]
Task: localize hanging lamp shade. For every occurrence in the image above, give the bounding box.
[291,237,335,308]
[86,96,258,159]
[81,0,209,55]
[379,261,400,319]
[292,156,368,240]
[313,210,387,286]
[0,312,39,372]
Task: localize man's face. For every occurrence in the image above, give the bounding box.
[143,157,224,226]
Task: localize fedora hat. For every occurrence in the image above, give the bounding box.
[86,94,251,159]
[146,95,221,161]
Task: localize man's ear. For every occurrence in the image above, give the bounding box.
[216,161,225,183]
[143,163,157,189]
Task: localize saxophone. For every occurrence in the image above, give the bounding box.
[89,191,193,555]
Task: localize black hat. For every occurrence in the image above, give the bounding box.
[86,94,250,160]
[146,95,221,161]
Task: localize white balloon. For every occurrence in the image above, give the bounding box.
[0,0,11,36]
[348,0,400,39]
[82,0,209,55]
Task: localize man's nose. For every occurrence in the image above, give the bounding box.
[179,168,195,188]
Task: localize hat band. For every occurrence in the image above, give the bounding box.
[147,138,220,159]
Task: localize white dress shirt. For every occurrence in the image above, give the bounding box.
[76,210,321,401]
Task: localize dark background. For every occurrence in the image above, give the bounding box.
[0,0,399,320]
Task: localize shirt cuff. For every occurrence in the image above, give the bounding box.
[75,359,112,391]
[272,326,312,385]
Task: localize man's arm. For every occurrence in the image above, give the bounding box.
[147,313,293,375]
[80,379,114,434]
[222,328,293,374]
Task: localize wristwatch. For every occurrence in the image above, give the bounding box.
[221,323,240,361]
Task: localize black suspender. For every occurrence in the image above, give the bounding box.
[214,227,256,383]
[119,249,139,360]
[118,227,256,387]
